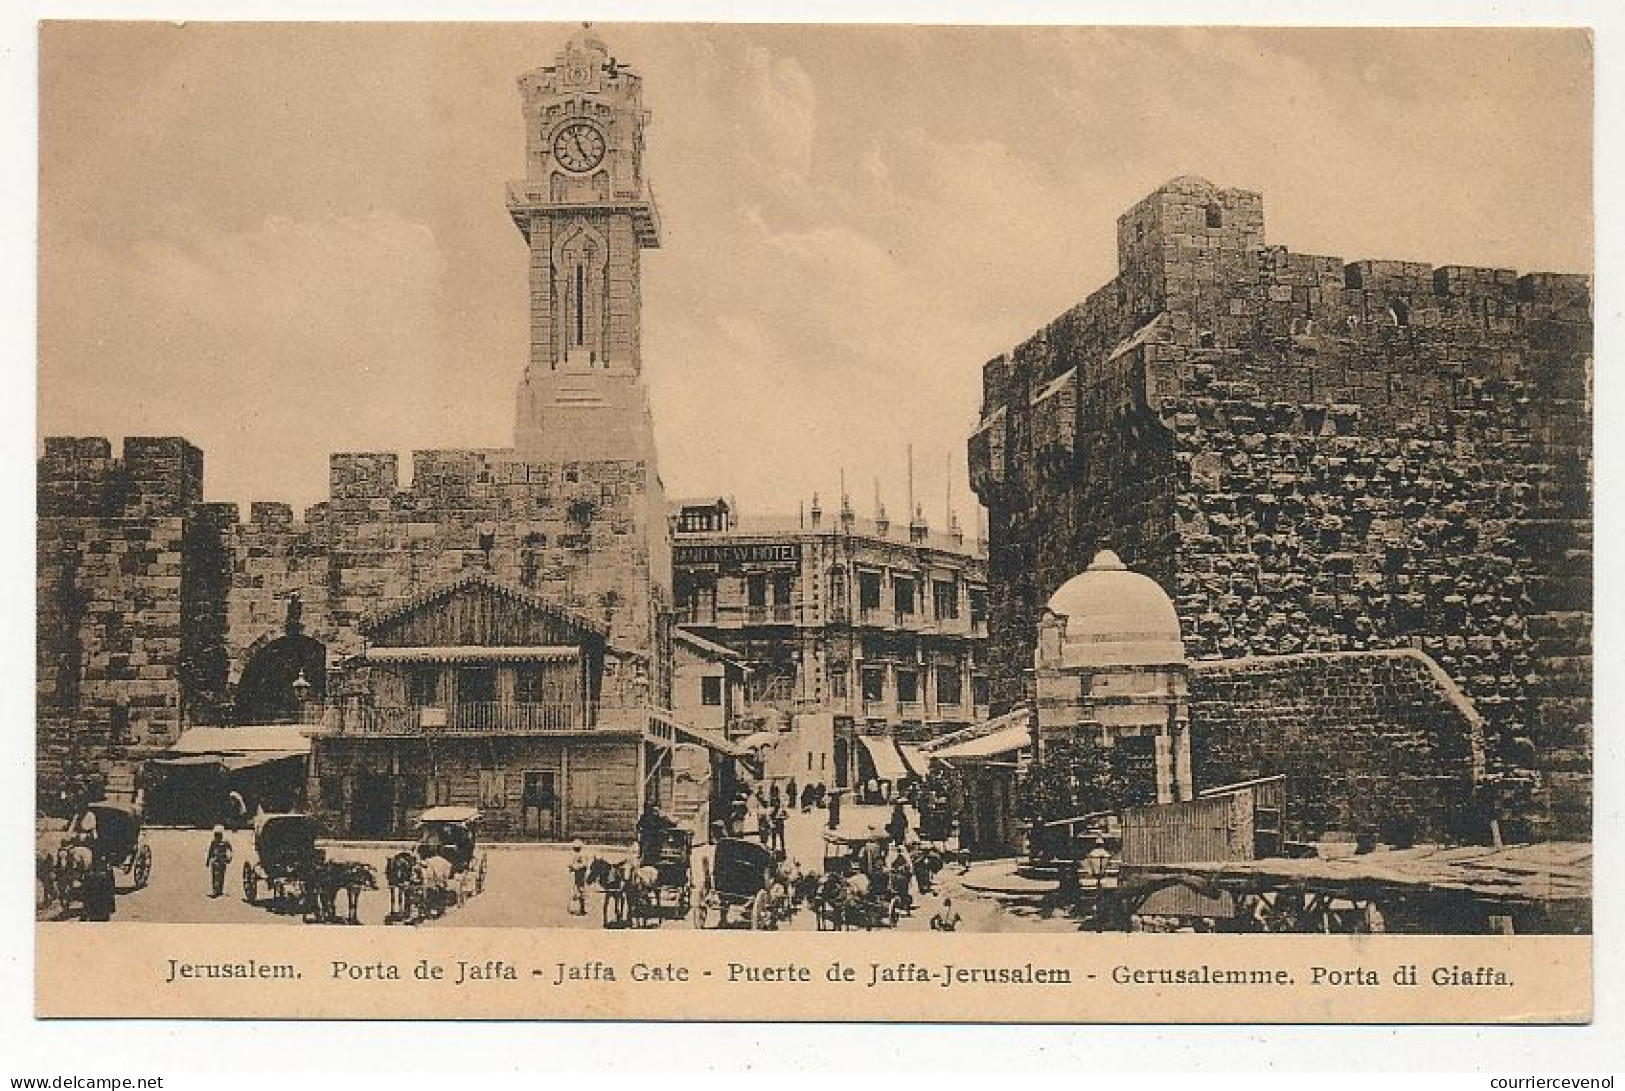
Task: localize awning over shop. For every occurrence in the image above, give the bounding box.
[361,645,580,665]
[897,743,929,778]
[925,720,1032,761]
[147,753,225,769]
[169,725,314,755]
[857,735,909,781]
[155,725,314,773]
[220,751,308,771]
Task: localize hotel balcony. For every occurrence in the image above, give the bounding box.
[676,603,796,627]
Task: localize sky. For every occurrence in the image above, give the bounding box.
[37,23,1592,520]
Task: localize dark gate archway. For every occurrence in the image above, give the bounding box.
[235,634,327,723]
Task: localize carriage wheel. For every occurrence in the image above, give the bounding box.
[133,843,153,890]
[678,885,692,918]
[242,862,258,904]
[750,890,771,930]
[887,898,902,928]
[475,853,488,895]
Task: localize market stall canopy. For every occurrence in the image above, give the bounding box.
[152,725,312,772]
[925,719,1032,761]
[417,806,482,825]
[857,735,909,781]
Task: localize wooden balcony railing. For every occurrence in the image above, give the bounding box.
[332,701,586,736]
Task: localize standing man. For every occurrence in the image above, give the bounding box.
[205,826,233,898]
[568,839,589,916]
[771,799,788,856]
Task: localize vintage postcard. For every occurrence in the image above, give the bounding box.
[34,21,1593,1022]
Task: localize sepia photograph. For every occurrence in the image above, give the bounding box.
[30,17,1595,1024]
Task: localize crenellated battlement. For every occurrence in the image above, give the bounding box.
[968,174,1593,840]
[38,436,204,520]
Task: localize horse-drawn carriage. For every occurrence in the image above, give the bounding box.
[242,812,375,923]
[385,807,487,923]
[812,830,905,931]
[53,800,152,920]
[586,826,694,929]
[695,836,789,929]
[639,826,694,924]
[242,812,320,909]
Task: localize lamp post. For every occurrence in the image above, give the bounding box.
[291,670,311,721]
[1083,838,1112,931]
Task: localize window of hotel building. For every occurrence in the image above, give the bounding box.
[968,587,987,626]
[971,675,990,708]
[771,572,793,606]
[828,566,847,609]
[933,578,958,619]
[427,776,454,807]
[830,666,848,699]
[897,669,919,704]
[747,573,768,608]
[458,667,498,705]
[701,676,723,706]
[894,575,917,616]
[936,667,962,706]
[408,668,440,706]
[858,570,882,610]
[861,667,885,703]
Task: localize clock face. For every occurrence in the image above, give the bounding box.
[552,122,606,173]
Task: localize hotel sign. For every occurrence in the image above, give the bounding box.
[674,542,802,568]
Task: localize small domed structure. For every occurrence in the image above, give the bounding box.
[1034,550,1193,804]
[1046,550,1184,668]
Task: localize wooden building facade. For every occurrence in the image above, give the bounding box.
[309,572,736,842]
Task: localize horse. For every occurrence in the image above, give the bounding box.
[53,843,109,920]
[36,849,58,911]
[585,854,656,928]
[385,851,422,923]
[309,860,377,924]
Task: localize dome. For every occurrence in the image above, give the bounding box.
[1045,550,1185,668]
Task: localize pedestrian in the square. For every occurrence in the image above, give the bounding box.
[769,782,782,812]
[786,777,798,812]
[205,825,233,898]
[568,838,589,915]
[931,897,961,932]
[756,803,772,846]
[771,801,788,854]
[886,800,909,847]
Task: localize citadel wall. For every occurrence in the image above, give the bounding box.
[969,176,1592,838]
[36,437,230,797]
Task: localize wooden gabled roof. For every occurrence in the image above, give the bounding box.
[358,570,609,640]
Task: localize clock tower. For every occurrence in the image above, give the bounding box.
[508,28,661,460]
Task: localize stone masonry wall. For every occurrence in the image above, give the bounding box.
[36,437,229,800]
[225,449,672,708]
[1189,649,1485,843]
[970,176,1592,838]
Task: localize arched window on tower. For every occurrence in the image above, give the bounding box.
[575,264,586,346]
